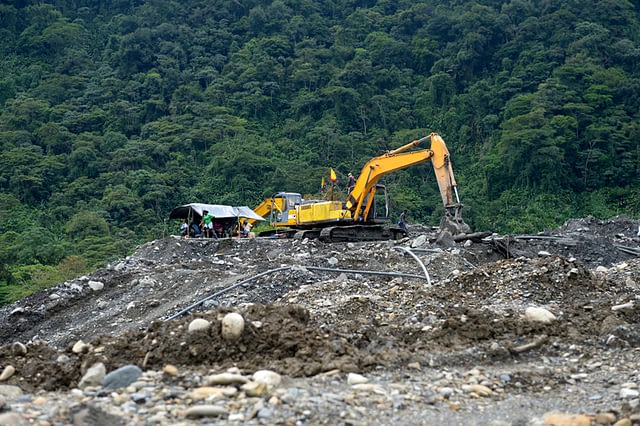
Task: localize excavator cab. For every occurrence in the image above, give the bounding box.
[271,192,301,223]
[363,184,390,223]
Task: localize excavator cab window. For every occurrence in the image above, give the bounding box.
[285,193,302,210]
[371,184,389,222]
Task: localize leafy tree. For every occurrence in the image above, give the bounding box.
[65,211,110,241]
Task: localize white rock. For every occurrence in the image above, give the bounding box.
[524,307,556,324]
[347,373,369,385]
[411,235,427,248]
[88,280,104,291]
[328,257,339,266]
[78,362,106,389]
[221,313,245,340]
[252,370,282,386]
[72,340,90,354]
[616,262,628,270]
[188,318,211,332]
[206,373,248,385]
[537,251,551,257]
[620,388,640,399]
[612,301,634,311]
[595,266,608,273]
[0,366,15,381]
[351,383,386,394]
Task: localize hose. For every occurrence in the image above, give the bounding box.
[163,263,429,321]
[392,246,432,285]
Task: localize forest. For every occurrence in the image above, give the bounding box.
[1,0,639,304]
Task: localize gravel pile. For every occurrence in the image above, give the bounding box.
[1,216,640,424]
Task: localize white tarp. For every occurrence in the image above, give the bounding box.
[235,206,266,221]
[169,203,265,221]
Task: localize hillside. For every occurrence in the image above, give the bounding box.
[1,1,640,304]
[0,217,640,424]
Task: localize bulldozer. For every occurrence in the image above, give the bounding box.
[252,132,470,242]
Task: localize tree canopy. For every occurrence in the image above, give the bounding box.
[1,0,639,304]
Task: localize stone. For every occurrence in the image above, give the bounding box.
[221,313,245,341]
[206,373,248,386]
[411,235,427,248]
[185,405,228,418]
[347,373,369,385]
[594,412,617,425]
[524,306,556,324]
[88,280,104,291]
[72,340,90,354]
[0,412,28,425]
[613,419,631,426]
[620,388,639,399]
[11,342,27,356]
[543,412,593,426]
[78,362,106,389]
[163,364,178,376]
[467,384,493,397]
[102,365,143,391]
[242,381,269,397]
[0,365,15,381]
[435,231,455,248]
[252,370,281,386]
[188,386,228,400]
[0,385,23,398]
[188,318,211,332]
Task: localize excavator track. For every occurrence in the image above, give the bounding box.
[319,225,406,242]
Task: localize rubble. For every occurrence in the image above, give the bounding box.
[0,215,639,424]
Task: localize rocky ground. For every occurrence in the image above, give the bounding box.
[1,215,640,425]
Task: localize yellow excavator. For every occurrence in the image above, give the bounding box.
[252,132,470,242]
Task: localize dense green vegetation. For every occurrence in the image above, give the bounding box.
[1,0,639,304]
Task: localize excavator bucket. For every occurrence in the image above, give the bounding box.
[440,205,471,236]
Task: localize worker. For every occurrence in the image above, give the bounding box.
[213,221,223,238]
[346,172,356,193]
[179,219,189,238]
[201,210,214,238]
[189,221,202,238]
[240,219,252,238]
[398,209,408,234]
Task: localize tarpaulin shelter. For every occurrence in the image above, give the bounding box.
[169,203,265,222]
[169,203,266,238]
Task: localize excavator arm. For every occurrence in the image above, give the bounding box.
[345,132,468,233]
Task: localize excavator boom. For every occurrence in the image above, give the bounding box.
[346,133,466,232]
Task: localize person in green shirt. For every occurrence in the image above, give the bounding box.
[201,210,214,238]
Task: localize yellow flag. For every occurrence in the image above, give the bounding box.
[329,168,337,182]
[321,176,325,188]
